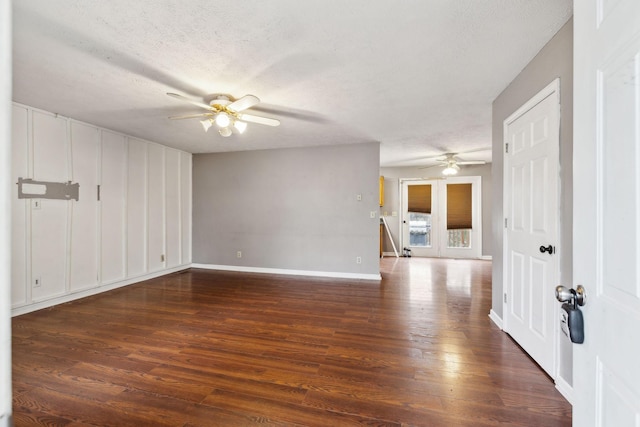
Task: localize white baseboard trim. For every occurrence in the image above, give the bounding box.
[381,252,400,258]
[555,375,574,405]
[11,264,191,317]
[480,255,493,260]
[489,309,503,329]
[191,263,382,281]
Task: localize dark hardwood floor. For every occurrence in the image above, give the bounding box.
[12,257,572,426]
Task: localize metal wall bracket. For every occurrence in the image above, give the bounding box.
[17,177,80,201]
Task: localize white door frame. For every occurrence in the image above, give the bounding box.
[502,78,561,378]
[0,0,12,422]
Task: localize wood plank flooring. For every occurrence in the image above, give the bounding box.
[12,257,572,426]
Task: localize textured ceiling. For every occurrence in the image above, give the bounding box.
[12,1,572,167]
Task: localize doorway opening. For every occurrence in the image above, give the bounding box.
[400,176,482,259]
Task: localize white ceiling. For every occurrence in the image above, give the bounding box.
[12,1,572,167]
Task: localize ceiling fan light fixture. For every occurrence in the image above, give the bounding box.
[442,163,460,176]
[218,127,232,137]
[215,112,231,128]
[200,118,213,132]
[167,92,276,135]
[233,120,247,134]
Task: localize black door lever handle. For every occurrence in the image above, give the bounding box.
[539,245,554,254]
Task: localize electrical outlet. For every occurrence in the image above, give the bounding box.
[392,211,398,217]
[356,256,362,264]
[370,211,376,218]
[237,251,242,258]
[33,277,41,287]
[383,211,388,217]
[356,194,362,201]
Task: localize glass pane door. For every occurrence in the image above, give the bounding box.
[409,212,431,247]
[402,180,439,257]
[401,177,482,258]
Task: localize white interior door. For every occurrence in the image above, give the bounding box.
[503,80,560,378]
[573,1,640,425]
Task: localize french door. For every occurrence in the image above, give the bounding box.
[401,176,481,259]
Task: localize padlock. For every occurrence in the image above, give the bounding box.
[560,302,584,344]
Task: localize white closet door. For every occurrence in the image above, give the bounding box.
[11,105,29,307]
[180,152,192,264]
[31,111,69,301]
[69,122,100,292]
[165,149,181,268]
[147,144,165,272]
[127,138,147,277]
[101,131,127,284]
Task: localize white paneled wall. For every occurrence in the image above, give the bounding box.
[180,152,192,263]
[11,106,28,308]
[100,130,127,284]
[165,149,181,268]
[31,111,68,302]
[127,139,148,277]
[147,143,165,273]
[69,122,100,293]
[11,104,192,315]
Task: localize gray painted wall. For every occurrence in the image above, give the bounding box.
[379,163,492,257]
[492,18,573,385]
[193,142,381,276]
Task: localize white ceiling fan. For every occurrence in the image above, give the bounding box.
[167,92,280,137]
[419,149,489,175]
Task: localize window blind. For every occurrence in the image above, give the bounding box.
[447,183,472,229]
[408,184,431,214]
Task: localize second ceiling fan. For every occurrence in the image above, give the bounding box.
[167,92,280,137]
[420,149,489,175]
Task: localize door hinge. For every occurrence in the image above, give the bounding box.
[504,293,507,303]
[505,143,509,154]
[97,184,101,201]
[504,218,508,228]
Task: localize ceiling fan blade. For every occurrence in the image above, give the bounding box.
[457,161,487,165]
[168,113,213,120]
[167,93,213,111]
[228,94,260,112]
[418,148,491,162]
[237,113,280,127]
[419,152,456,161]
[458,146,492,155]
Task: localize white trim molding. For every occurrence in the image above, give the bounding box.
[11,264,191,317]
[192,263,382,281]
[0,0,12,419]
[381,251,398,258]
[555,375,573,405]
[489,309,504,329]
